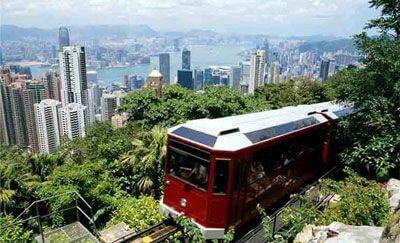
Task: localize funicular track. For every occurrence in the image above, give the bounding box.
[116,219,179,243]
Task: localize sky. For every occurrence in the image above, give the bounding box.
[1,0,379,37]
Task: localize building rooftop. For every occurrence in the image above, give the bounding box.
[148,69,163,78]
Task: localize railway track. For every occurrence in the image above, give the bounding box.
[120,219,179,243]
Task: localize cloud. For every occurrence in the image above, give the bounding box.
[1,0,379,36]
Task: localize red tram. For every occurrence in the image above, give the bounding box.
[160,102,353,239]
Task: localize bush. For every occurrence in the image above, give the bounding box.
[106,195,164,233]
[318,168,390,226]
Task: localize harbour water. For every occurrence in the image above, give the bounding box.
[31,44,253,87]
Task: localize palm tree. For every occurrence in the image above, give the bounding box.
[120,126,167,198]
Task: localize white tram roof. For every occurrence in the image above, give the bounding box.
[168,101,353,152]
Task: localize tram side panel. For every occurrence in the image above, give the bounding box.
[229,125,331,228]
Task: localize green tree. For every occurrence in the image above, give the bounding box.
[331,0,400,179]
[119,85,270,129]
[255,78,334,109]
[367,0,400,38]
[119,126,167,198]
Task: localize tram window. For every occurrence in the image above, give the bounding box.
[167,147,209,191]
[213,160,230,194]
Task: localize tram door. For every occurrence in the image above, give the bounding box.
[228,157,249,227]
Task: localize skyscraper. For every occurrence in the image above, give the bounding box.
[9,82,28,147]
[159,53,170,84]
[268,62,281,83]
[43,70,61,101]
[86,86,97,124]
[35,99,62,154]
[101,92,117,122]
[59,46,88,107]
[319,58,331,81]
[182,48,191,70]
[0,48,3,66]
[177,70,194,90]
[240,61,251,86]
[204,68,212,86]
[100,90,126,122]
[194,69,204,90]
[249,50,265,94]
[263,40,270,66]
[230,66,241,90]
[59,103,86,140]
[23,81,47,152]
[58,26,70,51]
[0,69,15,145]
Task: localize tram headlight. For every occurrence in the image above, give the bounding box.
[180,198,187,208]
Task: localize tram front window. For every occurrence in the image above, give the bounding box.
[167,146,209,190]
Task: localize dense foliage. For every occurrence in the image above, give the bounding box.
[119,85,270,129]
[106,195,164,233]
[0,214,32,242]
[259,168,390,242]
[255,77,334,109]
[328,0,400,180]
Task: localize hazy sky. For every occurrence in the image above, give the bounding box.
[2,0,379,37]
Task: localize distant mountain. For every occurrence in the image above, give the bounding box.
[298,38,357,53]
[70,25,158,39]
[0,25,56,40]
[0,24,158,41]
[288,35,344,42]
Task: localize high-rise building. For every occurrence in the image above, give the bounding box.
[263,40,270,66]
[101,92,117,122]
[230,66,241,90]
[268,62,281,83]
[9,82,28,147]
[0,69,15,145]
[249,50,265,94]
[59,103,86,140]
[240,61,251,86]
[0,48,3,66]
[43,70,61,101]
[182,48,191,70]
[173,39,180,52]
[87,71,98,83]
[86,86,97,125]
[159,53,170,84]
[23,81,47,152]
[194,69,204,90]
[146,69,164,97]
[58,27,70,51]
[319,58,331,81]
[59,46,88,107]
[204,68,212,86]
[177,70,194,90]
[100,90,126,122]
[34,99,62,154]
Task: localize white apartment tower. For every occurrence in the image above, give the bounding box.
[59,46,88,107]
[248,50,265,94]
[59,103,86,140]
[34,99,62,154]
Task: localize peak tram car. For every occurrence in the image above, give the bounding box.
[160,102,353,239]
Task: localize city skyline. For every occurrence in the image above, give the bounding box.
[2,0,379,37]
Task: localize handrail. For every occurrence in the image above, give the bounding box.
[0,191,97,237]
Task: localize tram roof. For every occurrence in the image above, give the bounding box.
[168,101,353,151]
